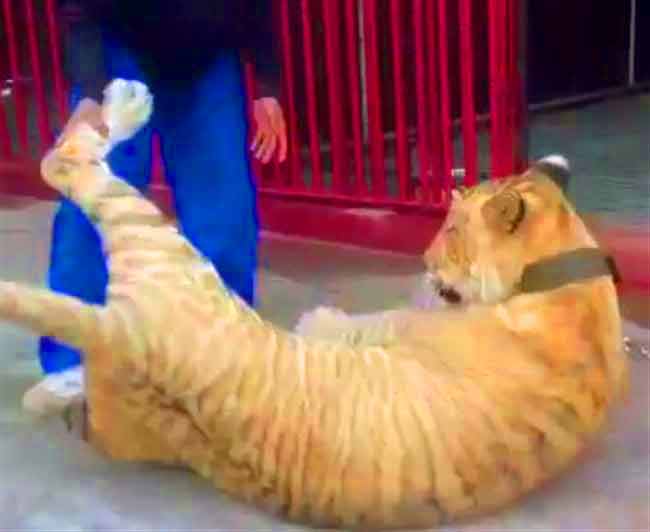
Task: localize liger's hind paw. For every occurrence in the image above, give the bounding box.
[101,79,153,145]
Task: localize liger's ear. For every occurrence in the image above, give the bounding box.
[481,189,526,234]
[451,184,478,203]
[526,154,571,192]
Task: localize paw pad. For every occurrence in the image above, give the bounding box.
[101,79,154,144]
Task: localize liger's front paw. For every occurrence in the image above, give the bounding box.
[101,79,153,145]
[294,306,351,339]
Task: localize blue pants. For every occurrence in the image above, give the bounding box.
[39,36,259,374]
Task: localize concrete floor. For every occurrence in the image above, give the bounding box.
[0,197,648,531]
[482,93,650,221]
[528,93,650,220]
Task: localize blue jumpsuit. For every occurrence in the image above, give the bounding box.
[38,30,260,374]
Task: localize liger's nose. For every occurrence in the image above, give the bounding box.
[424,271,439,288]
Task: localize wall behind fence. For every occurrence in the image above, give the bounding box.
[0,0,525,213]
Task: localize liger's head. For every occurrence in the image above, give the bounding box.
[424,155,598,305]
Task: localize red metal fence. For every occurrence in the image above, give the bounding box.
[0,0,64,152]
[0,0,525,214]
[250,0,526,211]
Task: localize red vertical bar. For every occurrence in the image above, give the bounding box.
[344,0,367,196]
[506,0,525,173]
[278,0,304,188]
[502,0,512,174]
[510,0,519,173]
[322,0,348,192]
[362,0,386,197]
[270,154,282,187]
[510,0,527,173]
[300,0,324,191]
[0,18,12,157]
[424,0,443,203]
[488,0,505,178]
[390,0,410,200]
[436,0,454,202]
[458,0,478,187]
[488,0,498,177]
[45,0,69,123]
[501,0,512,174]
[499,0,508,177]
[150,134,165,186]
[413,0,431,202]
[0,97,12,158]
[24,0,54,149]
[2,0,29,154]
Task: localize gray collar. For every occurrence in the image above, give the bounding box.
[519,247,620,294]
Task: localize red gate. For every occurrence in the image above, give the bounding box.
[0,0,526,253]
[250,0,525,210]
[0,0,68,191]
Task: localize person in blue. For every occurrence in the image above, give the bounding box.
[23,0,287,415]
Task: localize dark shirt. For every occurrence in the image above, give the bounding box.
[60,0,280,98]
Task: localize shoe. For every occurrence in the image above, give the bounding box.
[22,366,85,417]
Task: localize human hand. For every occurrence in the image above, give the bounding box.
[251,97,287,164]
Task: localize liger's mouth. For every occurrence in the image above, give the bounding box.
[438,284,462,304]
[426,273,463,305]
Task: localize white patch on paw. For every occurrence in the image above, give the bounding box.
[539,154,569,171]
[101,79,153,145]
[294,306,350,338]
